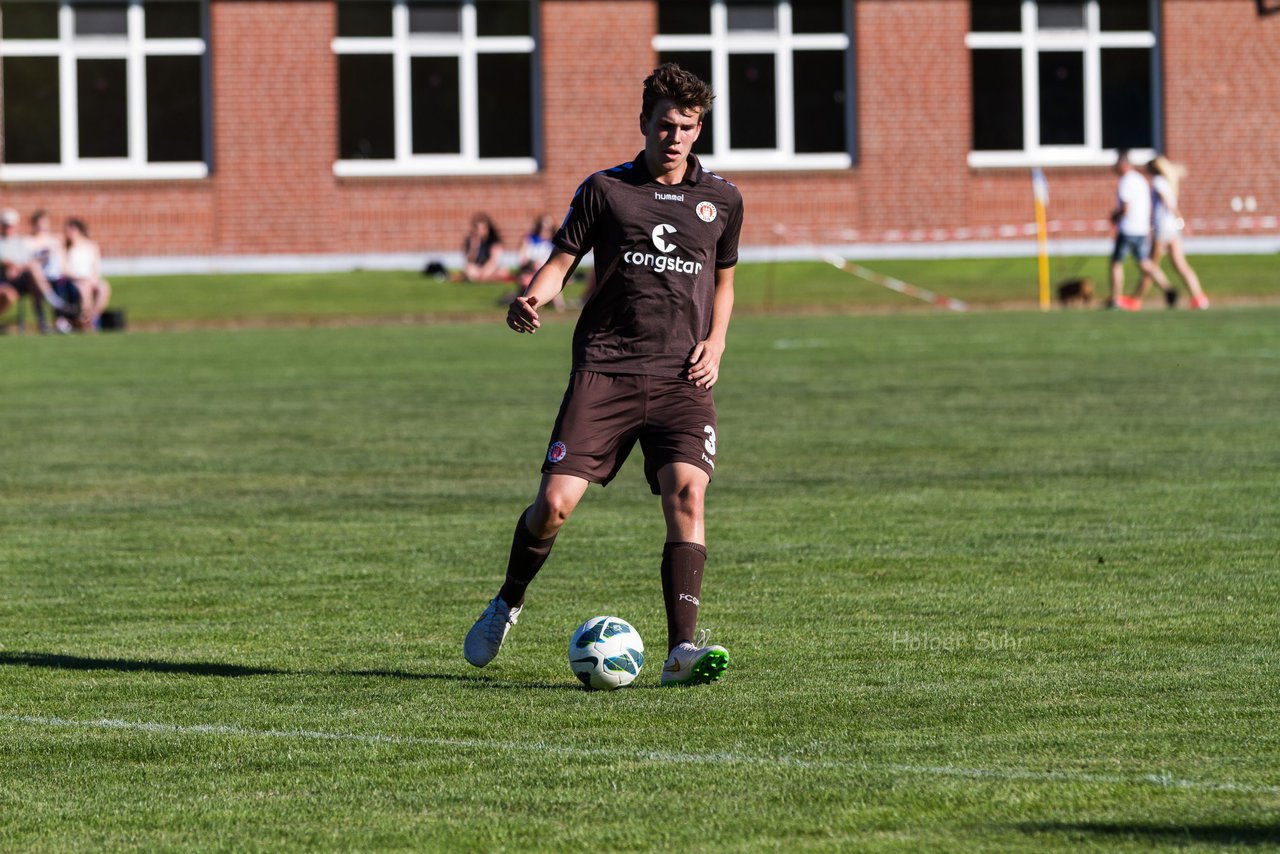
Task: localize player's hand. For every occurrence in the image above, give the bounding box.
[687,338,724,389]
[507,295,541,333]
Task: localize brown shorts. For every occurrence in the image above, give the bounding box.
[542,371,718,495]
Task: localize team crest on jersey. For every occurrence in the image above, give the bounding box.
[547,441,568,464]
[696,201,718,223]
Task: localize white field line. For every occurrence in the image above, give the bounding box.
[3,713,1277,797]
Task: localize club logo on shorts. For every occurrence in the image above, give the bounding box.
[696,201,718,223]
[547,441,568,464]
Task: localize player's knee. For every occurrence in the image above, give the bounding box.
[665,481,705,519]
[533,491,577,532]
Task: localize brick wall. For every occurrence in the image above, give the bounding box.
[0,1,1274,262]
[211,0,338,254]
[1163,0,1279,223]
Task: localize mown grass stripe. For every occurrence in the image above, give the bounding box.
[5,713,1276,797]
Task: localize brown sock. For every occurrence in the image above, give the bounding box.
[661,541,706,652]
[497,508,556,608]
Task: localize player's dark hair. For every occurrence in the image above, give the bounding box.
[642,63,714,123]
[67,218,89,237]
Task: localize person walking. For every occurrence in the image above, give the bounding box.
[1108,150,1172,310]
[1134,156,1209,310]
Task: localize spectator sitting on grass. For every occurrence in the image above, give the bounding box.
[63,218,111,330]
[29,209,79,332]
[461,212,505,282]
[506,214,565,310]
[0,207,70,329]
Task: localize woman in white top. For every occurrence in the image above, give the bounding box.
[510,214,565,310]
[1138,156,1209,309]
[64,218,112,329]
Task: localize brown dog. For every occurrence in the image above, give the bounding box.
[1057,277,1094,307]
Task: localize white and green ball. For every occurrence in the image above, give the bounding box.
[568,616,645,690]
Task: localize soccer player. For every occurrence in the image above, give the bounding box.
[464,63,743,686]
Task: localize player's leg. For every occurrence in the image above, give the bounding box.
[642,381,729,686]
[465,372,640,668]
[500,473,590,606]
[657,461,709,650]
[655,462,726,686]
[464,474,588,668]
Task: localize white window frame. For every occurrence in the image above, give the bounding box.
[0,1,208,182]
[966,0,1159,168]
[652,0,854,172]
[332,0,538,177]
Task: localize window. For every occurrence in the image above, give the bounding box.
[0,1,207,181]
[653,0,853,171]
[967,0,1158,167]
[333,0,537,177]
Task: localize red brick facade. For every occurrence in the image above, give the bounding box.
[0,0,1275,263]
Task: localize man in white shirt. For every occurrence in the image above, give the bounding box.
[1108,150,1171,310]
[0,208,65,325]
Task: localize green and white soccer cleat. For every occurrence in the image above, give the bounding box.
[464,596,522,667]
[660,641,729,686]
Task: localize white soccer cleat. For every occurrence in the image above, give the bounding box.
[660,640,729,686]
[464,596,522,667]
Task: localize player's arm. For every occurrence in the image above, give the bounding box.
[506,249,578,334]
[687,265,735,389]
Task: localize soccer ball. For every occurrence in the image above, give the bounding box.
[568,616,645,690]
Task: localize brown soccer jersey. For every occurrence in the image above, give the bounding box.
[553,153,743,380]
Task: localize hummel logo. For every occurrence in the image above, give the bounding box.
[678,593,700,605]
[655,192,684,202]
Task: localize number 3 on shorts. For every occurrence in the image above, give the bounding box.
[703,425,717,456]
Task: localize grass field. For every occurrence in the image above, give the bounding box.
[2,253,1274,328]
[2,303,1278,850]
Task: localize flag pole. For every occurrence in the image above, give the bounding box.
[1032,168,1051,311]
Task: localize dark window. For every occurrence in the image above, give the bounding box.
[1038,51,1084,145]
[793,50,846,153]
[1101,47,1152,148]
[658,0,710,34]
[477,53,532,158]
[337,0,392,37]
[476,0,530,36]
[726,1,776,31]
[970,0,1021,32]
[146,55,203,161]
[1038,2,1085,29]
[971,49,1023,150]
[144,1,201,38]
[658,50,714,155]
[339,53,394,159]
[792,0,844,34]
[1100,0,1151,31]
[728,53,775,149]
[77,59,129,157]
[0,1,59,38]
[410,55,460,154]
[1,56,60,163]
[408,0,460,34]
[75,3,128,36]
